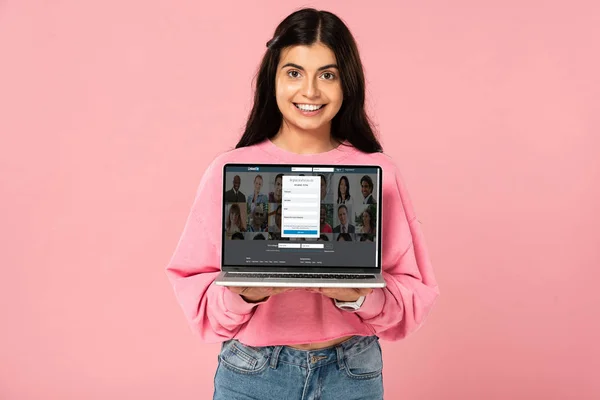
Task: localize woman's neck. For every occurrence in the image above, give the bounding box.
[271,124,338,154]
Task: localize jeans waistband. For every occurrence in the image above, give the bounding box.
[268,335,379,370]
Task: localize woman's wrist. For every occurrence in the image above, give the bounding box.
[241,294,269,303]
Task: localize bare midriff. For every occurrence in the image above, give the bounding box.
[287,335,354,350]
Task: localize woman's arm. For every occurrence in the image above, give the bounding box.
[165,160,263,342]
[352,164,439,340]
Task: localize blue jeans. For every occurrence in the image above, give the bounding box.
[213,335,384,400]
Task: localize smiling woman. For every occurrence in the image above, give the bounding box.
[275,45,343,134]
[166,7,439,400]
[237,9,382,155]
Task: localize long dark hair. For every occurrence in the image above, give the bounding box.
[236,8,382,153]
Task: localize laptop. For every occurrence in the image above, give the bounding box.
[214,163,386,288]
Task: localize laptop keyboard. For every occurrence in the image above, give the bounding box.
[225,273,376,280]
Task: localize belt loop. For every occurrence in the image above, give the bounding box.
[335,345,345,370]
[270,346,283,369]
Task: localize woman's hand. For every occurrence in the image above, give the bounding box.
[308,288,373,302]
[228,286,373,303]
[227,286,293,303]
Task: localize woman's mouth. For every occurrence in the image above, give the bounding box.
[294,103,325,116]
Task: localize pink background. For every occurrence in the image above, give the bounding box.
[1,0,598,399]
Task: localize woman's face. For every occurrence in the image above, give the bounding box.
[362,211,370,226]
[275,177,282,197]
[320,177,327,199]
[275,43,343,135]
[230,210,239,225]
[254,177,263,193]
[339,178,347,194]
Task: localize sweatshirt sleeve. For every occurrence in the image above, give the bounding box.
[165,159,263,343]
[354,163,440,340]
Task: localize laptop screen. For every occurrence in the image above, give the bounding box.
[222,164,381,270]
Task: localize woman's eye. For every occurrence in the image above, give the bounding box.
[322,72,335,80]
[288,70,301,78]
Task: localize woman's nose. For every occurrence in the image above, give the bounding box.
[302,78,320,98]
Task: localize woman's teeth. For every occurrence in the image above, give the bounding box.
[295,104,324,111]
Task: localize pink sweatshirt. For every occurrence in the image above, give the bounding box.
[165,139,439,346]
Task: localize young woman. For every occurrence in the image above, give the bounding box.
[320,204,333,233]
[225,203,245,239]
[359,206,376,234]
[337,175,353,204]
[166,8,439,400]
[268,173,284,203]
[247,174,269,206]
